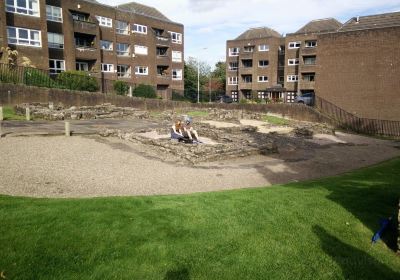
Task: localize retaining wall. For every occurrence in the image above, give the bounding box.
[0,83,331,123]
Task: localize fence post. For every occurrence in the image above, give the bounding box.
[128,86,133,97]
[26,107,31,121]
[65,121,70,137]
[0,106,3,121]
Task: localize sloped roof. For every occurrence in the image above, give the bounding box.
[235,27,282,40]
[116,2,171,22]
[338,11,400,32]
[293,18,342,34]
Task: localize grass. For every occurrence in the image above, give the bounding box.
[186,110,209,117]
[2,106,26,120]
[262,114,290,126]
[1,159,400,279]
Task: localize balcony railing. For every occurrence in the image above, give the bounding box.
[73,20,97,34]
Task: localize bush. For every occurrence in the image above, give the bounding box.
[172,91,191,102]
[24,68,59,88]
[113,80,129,96]
[133,84,157,99]
[56,71,99,92]
[0,66,20,84]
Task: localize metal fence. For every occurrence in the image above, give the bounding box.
[315,96,400,137]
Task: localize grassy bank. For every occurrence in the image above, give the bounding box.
[1,159,400,279]
[2,106,25,120]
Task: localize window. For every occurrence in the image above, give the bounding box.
[48,33,64,49]
[72,12,89,22]
[231,91,238,102]
[96,16,112,27]
[258,91,266,99]
[134,45,147,56]
[288,58,299,66]
[172,69,183,80]
[288,41,301,49]
[116,43,130,56]
[135,66,148,75]
[7,26,41,47]
[75,37,94,48]
[242,75,252,83]
[303,56,316,65]
[100,40,113,51]
[228,77,238,85]
[259,44,269,52]
[229,47,240,56]
[258,76,268,82]
[115,20,129,35]
[172,51,182,62]
[6,0,39,17]
[76,62,89,71]
[133,24,147,34]
[305,40,317,48]
[302,73,315,82]
[258,60,269,67]
[101,64,114,73]
[242,59,252,68]
[229,62,238,71]
[46,5,62,22]
[244,46,254,52]
[117,65,131,78]
[287,75,298,82]
[49,59,65,75]
[170,32,182,44]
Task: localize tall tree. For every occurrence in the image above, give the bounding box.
[211,61,226,91]
[184,57,211,92]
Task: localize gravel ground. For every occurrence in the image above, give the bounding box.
[0,133,399,198]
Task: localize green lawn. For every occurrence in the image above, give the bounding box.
[1,159,400,279]
[262,115,290,126]
[2,106,26,120]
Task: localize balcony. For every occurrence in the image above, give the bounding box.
[156,36,170,46]
[239,67,253,74]
[299,80,315,90]
[301,47,317,55]
[73,20,98,35]
[75,46,98,60]
[240,51,254,58]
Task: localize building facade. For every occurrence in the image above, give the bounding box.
[0,0,184,97]
[316,13,400,121]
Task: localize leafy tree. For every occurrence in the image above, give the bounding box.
[113,80,129,96]
[211,61,226,91]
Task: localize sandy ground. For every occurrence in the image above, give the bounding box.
[201,119,293,134]
[0,132,399,198]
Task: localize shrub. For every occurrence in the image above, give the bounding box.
[172,91,191,102]
[133,84,157,99]
[0,67,20,84]
[239,98,248,104]
[56,71,99,92]
[23,68,59,88]
[113,80,129,96]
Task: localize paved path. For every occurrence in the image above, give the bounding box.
[0,119,162,136]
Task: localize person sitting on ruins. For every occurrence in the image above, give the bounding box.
[171,120,184,140]
[182,116,201,143]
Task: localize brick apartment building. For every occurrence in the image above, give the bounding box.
[0,0,184,97]
[316,12,400,121]
[226,12,400,121]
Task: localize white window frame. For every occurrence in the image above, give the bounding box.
[133,24,147,34]
[6,0,40,17]
[100,40,113,51]
[228,76,238,85]
[231,91,238,102]
[258,76,268,83]
[7,26,41,47]
[47,32,64,49]
[172,69,183,80]
[135,66,148,76]
[46,5,62,22]
[169,32,182,44]
[115,20,129,35]
[258,44,269,52]
[76,62,89,72]
[172,51,182,62]
[134,45,148,56]
[258,60,269,68]
[288,58,299,66]
[305,40,317,48]
[229,62,238,71]
[287,75,299,82]
[117,65,131,78]
[258,91,266,99]
[96,16,112,28]
[49,59,65,75]
[229,47,240,56]
[116,43,130,56]
[288,41,301,49]
[101,63,114,73]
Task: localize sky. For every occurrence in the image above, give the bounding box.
[96,0,400,68]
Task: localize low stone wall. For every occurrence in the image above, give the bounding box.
[0,83,331,124]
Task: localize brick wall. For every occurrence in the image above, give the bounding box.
[316,27,400,121]
[0,83,330,123]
